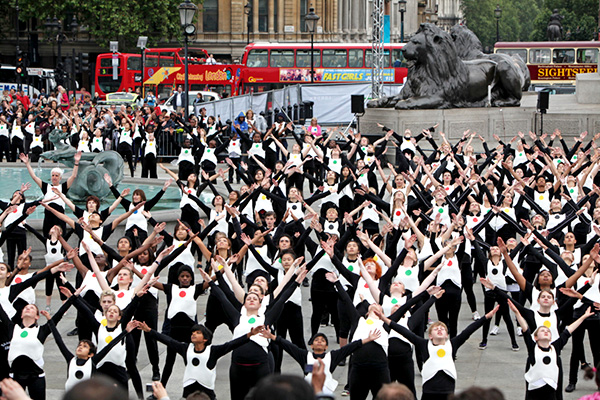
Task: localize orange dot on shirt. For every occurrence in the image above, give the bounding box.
[447,260,453,266]
[179,291,187,298]
[141,268,148,275]
[117,292,125,298]
[15,277,22,283]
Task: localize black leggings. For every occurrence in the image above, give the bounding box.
[125,334,144,399]
[13,375,45,400]
[97,362,128,392]
[388,340,416,396]
[131,296,160,374]
[162,315,194,387]
[183,382,216,400]
[310,288,340,337]
[461,257,477,313]
[0,136,10,162]
[526,384,556,400]
[11,137,24,163]
[349,362,390,400]
[481,290,518,346]
[118,142,135,177]
[229,359,272,400]
[141,154,157,178]
[435,281,462,338]
[274,302,306,372]
[180,204,201,235]
[6,231,26,269]
[204,291,233,333]
[568,317,600,384]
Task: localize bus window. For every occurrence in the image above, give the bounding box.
[296,50,321,67]
[100,58,117,68]
[247,50,269,67]
[365,50,391,67]
[529,48,551,64]
[553,48,574,64]
[392,49,405,67]
[127,56,141,71]
[496,48,527,61]
[323,49,347,68]
[270,50,294,67]
[577,48,598,64]
[348,49,363,67]
[159,53,175,67]
[145,57,159,68]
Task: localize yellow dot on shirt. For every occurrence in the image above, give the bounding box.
[373,255,379,262]
[105,336,113,344]
[504,208,510,213]
[101,318,108,326]
[366,319,374,325]
[437,349,446,358]
[261,195,267,200]
[539,195,544,201]
[543,320,552,328]
[218,265,224,271]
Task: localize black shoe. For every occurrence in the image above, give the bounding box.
[565,384,576,393]
[152,371,161,381]
[581,362,591,370]
[67,328,78,336]
[146,395,157,400]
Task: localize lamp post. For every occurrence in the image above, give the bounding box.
[305,7,320,83]
[398,0,406,43]
[178,0,198,121]
[244,2,252,45]
[44,15,78,88]
[494,4,502,43]
[137,36,148,98]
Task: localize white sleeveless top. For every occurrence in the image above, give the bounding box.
[95,325,126,368]
[65,357,94,391]
[524,345,559,390]
[8,325,44,369]
[422,340,456,384]
[183,344,217,389]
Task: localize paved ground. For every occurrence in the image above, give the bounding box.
[3,161,598,399]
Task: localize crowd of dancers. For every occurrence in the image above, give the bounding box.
[0,118,599,400]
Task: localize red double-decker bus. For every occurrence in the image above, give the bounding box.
[239,42,408,93]
[95,48,241,100]
[494,41,599,89]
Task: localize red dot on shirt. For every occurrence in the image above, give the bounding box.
[15,277,22,283]
[187,190,192,194]
[12,209,17,213]
[445,187,450,191]
[585,280,590,286]
[232,142,236,146]
[364,283,369,289]
[141,268,148,275]
[447,260,453,266]
[396,211,401,216]
[473,218,478,222]
[179,291,187,298]
[117,292,125,298]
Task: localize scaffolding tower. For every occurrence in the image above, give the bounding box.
[371,0,385,99]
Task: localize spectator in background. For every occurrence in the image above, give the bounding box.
[205,54,217,65]
[193,93,204,116]
[174,85,185,114]
[146,91,157,107]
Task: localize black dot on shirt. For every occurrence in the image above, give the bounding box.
[543,356,551,365]
[51,248,57,254]
[555,215,560,220]
[329,224,334,230]
[75,370,84,379]
[192,358,200,366]
[292,205,298,210]
[491,268,498,275]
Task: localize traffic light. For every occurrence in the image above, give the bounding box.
[55,62,65,86]
[81,53,89,72]
[15,51,27,81]
[74,55,81,74]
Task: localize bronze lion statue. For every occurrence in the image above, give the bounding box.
[451,24,530,97]
[368,23,526,109]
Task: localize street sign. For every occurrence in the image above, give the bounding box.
[112,53,118,80]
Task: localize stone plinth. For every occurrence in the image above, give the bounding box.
[576,73,600,104]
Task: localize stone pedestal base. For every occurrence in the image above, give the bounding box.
[576,73,600,104]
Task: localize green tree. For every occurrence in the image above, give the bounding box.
[16,0,197,50]
[532,0,598,41]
